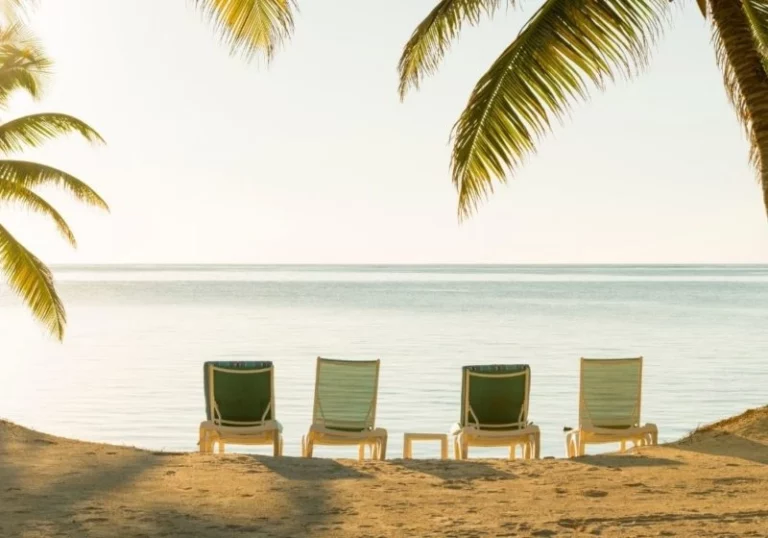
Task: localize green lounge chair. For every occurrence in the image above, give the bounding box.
[565,357,658,457]
[451,364,540,460]
[198,361,282,456]
[302,357,387,460]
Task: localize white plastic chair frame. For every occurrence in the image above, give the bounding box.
[302,357,388,461]
[198,365,283,456]
[453,368,541,460]
[565,357,658,458]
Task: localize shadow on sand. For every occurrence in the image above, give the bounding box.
[0,424,163,537]
[672,430,768,465]
[568,453,685,468]
[391,457,515,481]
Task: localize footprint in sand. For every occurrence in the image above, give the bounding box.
[583,489,608,498]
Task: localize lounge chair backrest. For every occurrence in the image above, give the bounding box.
[312,357,380,431]
[579,357,643,429]
[460,364,531,430]
[204,361,275,427]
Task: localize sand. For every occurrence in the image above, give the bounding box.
[1,408,767,538]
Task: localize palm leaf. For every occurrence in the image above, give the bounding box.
[0,160,108,211]
[0,177,77,246]
[696,0,707,18]
[450,0,672,218]
[711,2,768,212]
[743,0,768,67]
[0,223,65,339]
[398,0,517,99]
[1,0,35,23]
[0,113,105,153]
[193,0,296,62]
[0,23,50,103]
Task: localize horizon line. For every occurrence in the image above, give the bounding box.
[49,262,768,268]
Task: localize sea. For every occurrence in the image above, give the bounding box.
[0,265,766,459]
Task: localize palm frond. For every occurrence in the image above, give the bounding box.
[0,177,76,246]
[0,113,105,153]
[193,0,296,62]
[450,0,672,218]
[0,160,108,211]
[0,223,65,340]
[0,23,50,103]
[743,0,768,67]
[696,0,707,18]
[1,0,35,24]
[711,0,768,212]
[398,0,517,99]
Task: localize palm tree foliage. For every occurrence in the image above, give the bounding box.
[399,0,768,219]
[0,24,106,340]
[192,0,297,62]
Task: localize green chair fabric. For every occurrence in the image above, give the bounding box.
[580,358,642,429]
[313,358,380,432]
[203,361,274,426]
[460,364,530,430]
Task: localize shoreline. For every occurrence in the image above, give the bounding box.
[2,406,767,537]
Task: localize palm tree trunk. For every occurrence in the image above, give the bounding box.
[710,0,768,217]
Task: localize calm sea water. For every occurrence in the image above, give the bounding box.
[1,265,766,459]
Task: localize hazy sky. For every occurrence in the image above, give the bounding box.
[5,0,768,263]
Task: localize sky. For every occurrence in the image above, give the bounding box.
[4,0,768,264]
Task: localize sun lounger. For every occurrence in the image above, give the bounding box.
[198,361,282,456]
[565,357,658,457]
[451,364,540,460]
[301,357,387,460]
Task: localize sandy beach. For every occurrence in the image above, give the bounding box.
[0,407,766,537]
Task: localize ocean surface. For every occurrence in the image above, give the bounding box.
[1,264,766,459]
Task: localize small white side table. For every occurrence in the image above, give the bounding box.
[403,432,449,459]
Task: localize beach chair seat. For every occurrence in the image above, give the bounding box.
[301,358,387,460]
[198,361,283,456]
[565,357,658,458]
[451,364,540,460]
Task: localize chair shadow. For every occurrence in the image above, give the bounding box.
[391,457,515,481]
[247,454,372,481]
[672,431,768,465]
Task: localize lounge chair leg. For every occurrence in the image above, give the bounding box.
[534,432,541,459]
[198,427,207,454]
[273,431,281,457]
[620,440,626,453]
[577,437,585,457]
[218,441,225,454]
[378,435,387,460]
[453,437,460,460]
[651,430,658,445]
[302,434,314,458]
[509,444,516,461]
[358,444,365,461]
